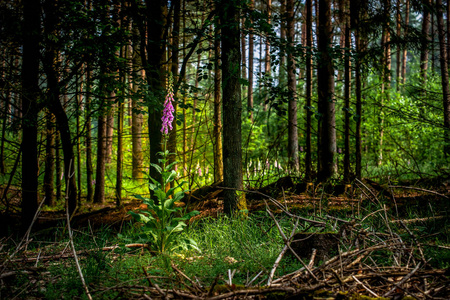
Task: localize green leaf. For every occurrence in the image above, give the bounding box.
[150,163,162,173]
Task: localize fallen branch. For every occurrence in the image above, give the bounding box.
[388,185,449,199]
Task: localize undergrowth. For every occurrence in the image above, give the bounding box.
[1,198,449,299]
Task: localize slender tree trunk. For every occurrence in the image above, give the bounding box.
[350,0,367,179]
[182,0,187,179]
[131,42,144,181]
[396,0,401,90]
[146,0,167,188]
[116,101,123,206]
[85,68,94,202]
[401,0,410,84]
[76,73,82,207]
[241,18,247,84]
[431,12,435,73]
[0,55,10,175]
[279,0,286,83]
[44,111,55,206]
[317,0,336,181]
[286,0,299,172]
[436,0,450,156]
[447,0,450,60]
[248,0,254,122]
[21,0,40,229]
[50,102,78,214]
[305,0,313,181]
[264,0,272,109]
[214,22,223,183]
[105,105,114,165]
[355,33,363,179]
[43,0,77,214]
[169,0,180,186]
[94,113,107,204]
[55,132,62,201]
[116,54,126,206]
[420,0,431,83]
[378,0,391,167]
[217,0,246,216]
[343,2,351,183]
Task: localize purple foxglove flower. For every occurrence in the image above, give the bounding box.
[161,73,175,135]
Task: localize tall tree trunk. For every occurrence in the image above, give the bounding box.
[116,101,123,206]
[396,0,401,90]
[21,0,40,229]
[169,0,180,186]
[85,68,94,202]
[436,0,450,156]
[182,0,187,179]
[343,1,351,183]
[50,102,78,214]
[431,12,436,73]
[355,33,363,179]
[55,132,62,201]
[279,0,286,83]
[43,0,77,214]
[76,73,82,207]
[44,111,55,206]
[305,0,313,181]
[420,0,431,83]
[241,18,247,84]
[105,105,114,165]
[378,0,391,167]
[94,113,107,204]
[116,56,126,206]
[0,54,11,175]
[145,0,167,188]
[401,0,410,84]
[317,0,336,181]
[264,0,272,110]
[248,0,254,122]
[286,0,299,172]
[214,21,223,183]
[131,33,144,181]
[350,0,367,179]
[217,0,246,215]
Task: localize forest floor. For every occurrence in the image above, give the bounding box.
[1,176,450,299]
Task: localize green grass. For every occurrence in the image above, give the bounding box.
[2,202,450,299]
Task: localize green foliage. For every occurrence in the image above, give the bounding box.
[126,150,200,254]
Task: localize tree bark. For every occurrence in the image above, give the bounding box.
[401,0,410,84]
[169,0,180,187]
[350,0,367,179]
[248,0,254,122]
[396,0,401,90]
[21,0,40,229]
[420,0,431,83]
[44,111,55,207]
[214,21,224,183]
[105,105,114,165]
[378,0,391,167]
[343,0,351,183]
[436,0,450,156]
[94,113,107,204]
[317,0,336,181]
[43,0,77,214]
[217,0,246,216]
[145,0,167,188]
[85,68,94,202]
[305,0,313,181]
[286,0,299,173]
[131,37,144,181]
